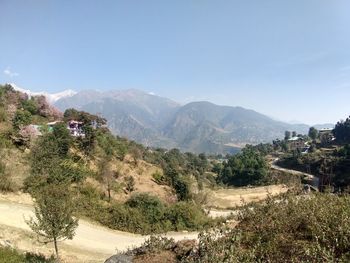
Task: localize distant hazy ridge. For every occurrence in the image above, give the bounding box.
[54,89,330,153]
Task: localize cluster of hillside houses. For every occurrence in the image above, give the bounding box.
[25,120,85,138]
[286,128,335,153]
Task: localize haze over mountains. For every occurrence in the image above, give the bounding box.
[11,84,333,153]
[52,88,323,154]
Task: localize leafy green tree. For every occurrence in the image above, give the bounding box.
[21,98,38,115]
[126,193,165,223]
[12,110,32,130]
[79,125,96,155]
[25,124,75,191]
[174,177,191,201]
[217,147,268,186]
[164,167,191,201]
[284,130,291,140]
[52,123,72,157]
[334,116,350,143]
[308,127,318,141]
[26,184,78,259]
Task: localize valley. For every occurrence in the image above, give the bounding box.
[52,89,312,154]
[0,85,349,263]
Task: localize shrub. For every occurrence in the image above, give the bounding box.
[0,246,55,263]
[125,176,135,192]
[104,203,148,233]
[188,193,350,262]
[75,189,213,235]
[152,171,166,185]
[12,110,32,130]
[216,147,268,187]
[21,98,38,115]
[166,202,210,231]
[0,246,24,263]
[126,193,166,222]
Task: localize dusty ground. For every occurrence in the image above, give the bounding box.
[116,158,176,203]
[0,181,289,262]
[89,156,177,204]
[0,195,198,263]
[207,184,288,209]
[0,191,33,205]
[0,224,107,263]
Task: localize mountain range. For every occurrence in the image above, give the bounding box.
[11,84,334,154]
[10,83,77,103]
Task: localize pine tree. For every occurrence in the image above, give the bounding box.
[26,184,78,259]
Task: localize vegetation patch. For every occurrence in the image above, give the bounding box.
[0,246,55,263]
[126,193,350,262]
[75,189,215,234]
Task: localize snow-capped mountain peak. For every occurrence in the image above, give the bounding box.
[9,83,77,103]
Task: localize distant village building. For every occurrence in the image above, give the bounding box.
[319,128,333,133]
[67,120,85,137]
[25,120,86,139]
[319,128,335,144]
[287,136,306,151]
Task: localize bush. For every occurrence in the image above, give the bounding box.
[0,246,55,263]
[126,193,166,223]
[152,171,166,185]
[166,202,210,231]
[217,147,268,187]
[125,176,135,192]
[12,110,32,130]
[21,99,38,115]
[75,189,213,235]
[104,203,148,233]
[0,246,24,263]
[188,193,350,262]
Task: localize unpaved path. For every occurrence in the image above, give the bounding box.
[0,199,197,262]
[271,158,319,188]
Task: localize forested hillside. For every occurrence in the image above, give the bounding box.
[0,84,219,236]
[54,89,310,154]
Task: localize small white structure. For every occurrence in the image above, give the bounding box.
[67,120,85,137]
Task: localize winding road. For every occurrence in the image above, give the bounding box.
[0,162,315,262]
[0,199,198,261]
[271,158,319,188]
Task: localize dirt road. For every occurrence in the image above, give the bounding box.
[271,158,319,188]
[0,199,197,262]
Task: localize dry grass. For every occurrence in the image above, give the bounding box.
[112,158,176,203]
[207,184,288,209]
[1,148,30,190]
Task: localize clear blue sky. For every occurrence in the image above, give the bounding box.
[1,0,349,124]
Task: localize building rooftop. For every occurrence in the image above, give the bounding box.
[288,136,303,141]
